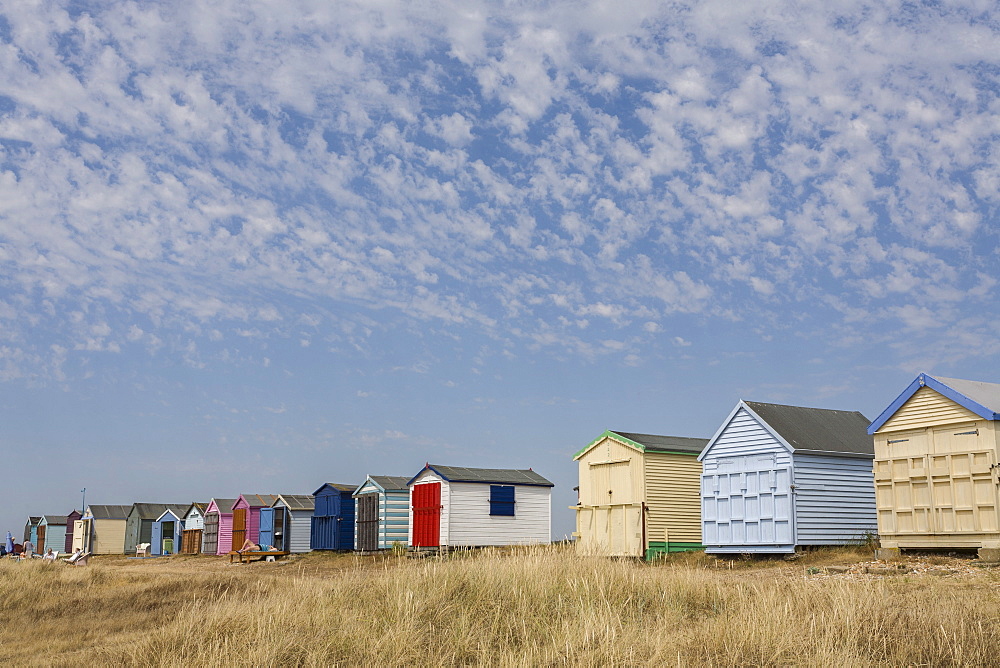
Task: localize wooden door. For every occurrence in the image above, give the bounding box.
[203,514,219,554]
[181,529,202,554]
[411,483,442,547]
[357,493,379,551]
[231,508,247,550]
[702,456,793,548]
[36,525,46,552]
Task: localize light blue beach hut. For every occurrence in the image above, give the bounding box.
[353,476,410,552]
[699,400,877,554]
[151,508,185,555]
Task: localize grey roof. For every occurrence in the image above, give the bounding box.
[237,494,279,509]
[209,498,238,513]
[130,503,189,520]
[610,431,709,455]
[745,401,873,456]
[41,515,69,525]
[26,516,40,525]
[87,505,132,520]
[370,476,411,491]
[423,465,554,487]
[935,376,1000,414]
[314,483,356,494]
[274,494,315,511]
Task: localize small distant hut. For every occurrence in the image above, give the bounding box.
[353,476,410,552]
[230,495,278,551]
[37,515,68,554]
[180,503,208,554]
[125,504,188,555]
[151,508,185,556]
[311,483,357,551]
[408,465,554,550]
[64,510,81,553]
[202,498,237,555]
[265,495,315,553]
[75,505,132,554]
[24,516,40,545]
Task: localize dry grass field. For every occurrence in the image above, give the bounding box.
[2,545,999,666]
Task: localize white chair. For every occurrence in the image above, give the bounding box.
[136,543,151,557]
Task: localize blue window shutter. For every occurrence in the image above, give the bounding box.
[489,485,515,516]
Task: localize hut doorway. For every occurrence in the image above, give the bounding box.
[411,483,441,547]
[203,513,219,554]
[357,494,379,551]
[231,508,247,550]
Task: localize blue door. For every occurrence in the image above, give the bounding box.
[258,508,275,548]
[150,522,163,556]
[702,454,794,552]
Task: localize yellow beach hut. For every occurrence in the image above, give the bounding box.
[868,373,1000,560]
[572,430,707,559]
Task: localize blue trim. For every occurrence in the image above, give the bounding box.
[868,373,999,434]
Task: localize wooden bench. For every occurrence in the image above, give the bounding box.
[228,550,289,564]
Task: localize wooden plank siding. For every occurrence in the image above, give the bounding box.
[644,453,702,546]
[792,454,876,544]
[447,482,550,547]
[881,386,981,432]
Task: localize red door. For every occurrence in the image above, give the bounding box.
[411,483,441,547]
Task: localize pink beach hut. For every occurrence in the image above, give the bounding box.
[203,498,237,555]
[230,494,279,551]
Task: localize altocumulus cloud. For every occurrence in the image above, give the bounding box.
[0,0,998,379]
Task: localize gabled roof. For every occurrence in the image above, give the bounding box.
[574,430,708,459]
[26,516,40,526]
[206,499,238,515]
[354,475,411,495]
[130,504,189,520]
[87,505,132,520]
[155,507,185,522]
[235,494,279,509]
[312,483,356,496]
[273,494,315,511]
[700,400,872,461]
[408,464,554,487]
[40,515,69,525]
[868,373,1000,434]
[184,502,208,518]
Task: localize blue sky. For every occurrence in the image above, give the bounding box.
[1,1,998,541]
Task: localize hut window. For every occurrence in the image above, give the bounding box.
[489,485,516,516]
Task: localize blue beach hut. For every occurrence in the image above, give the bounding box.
[310,483,356,551]
[699,400,877,554]
[151,508,185,556]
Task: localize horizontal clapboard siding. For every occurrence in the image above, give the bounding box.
[446,482,551,547]
[380,489,410,548]
[793,454,877,543]
[644,453,702,543]
[880,387,980,433]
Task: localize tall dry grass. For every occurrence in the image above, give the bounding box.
[1,546,998,666]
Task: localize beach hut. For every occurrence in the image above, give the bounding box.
[125,504,188,555]
[180,503,207,554]
[64,510,81,553]
[150,508,185,556]
[24,516,40,545]
[311,484,357,551]
[699,401,876,554]
[408,465,554,550]
[75,505,132,554]
[202,498,237,556]
[266,495,315,553]
[353,476,410,552]
[573,431,707,559]
[37,515,68,554]
[230,495,278,551]
[867,373,1000,560]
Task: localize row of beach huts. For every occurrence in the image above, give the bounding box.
[19,373,1000,562]
[21,465,555,558]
